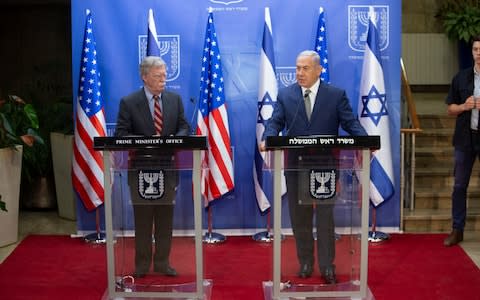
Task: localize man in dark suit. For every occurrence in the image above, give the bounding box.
[263,50,367,284]
[444,35,480,247]
[115,56,190,277]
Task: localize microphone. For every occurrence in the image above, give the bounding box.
[285,97,303,137]
[189,97,197,135]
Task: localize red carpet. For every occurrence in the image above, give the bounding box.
[0,234,479,299]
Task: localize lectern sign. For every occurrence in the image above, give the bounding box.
[138,170,165,200]
[310,169,337,200]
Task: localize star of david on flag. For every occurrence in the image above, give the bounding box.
[72,10,106,211]
[196,10,234,205]
[358,7,394,206]
[314,7,330,83]
[254,7,286,213]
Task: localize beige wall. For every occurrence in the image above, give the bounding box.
[402,0,444,33]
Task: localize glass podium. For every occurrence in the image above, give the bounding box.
[263,136,380,299]
[94,136,210,299]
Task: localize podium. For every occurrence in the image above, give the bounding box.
[94,136,210,299]
[263,136,380,299]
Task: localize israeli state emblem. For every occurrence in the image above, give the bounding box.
[348,5,389,52]
[310,169,337,200]
[138,35,180,82]
[138,170,165,200]
[276,66,297,88]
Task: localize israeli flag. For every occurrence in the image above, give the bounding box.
[147,8,160,56]
[358,7,394,206]
[254,7,286,212]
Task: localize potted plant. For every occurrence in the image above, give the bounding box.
[0,94,42,246]
[436,0,480,68]
[48,99,76,220]
[20,101,61,210]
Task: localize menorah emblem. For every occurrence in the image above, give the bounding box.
[357,9,378,44]
[315,172,331,194]
[143,172,159,194]
[348,5,389,52]
[138,170,165,200]
[276,67,296,87]
[138,34,181,81]
[310,169,336,200]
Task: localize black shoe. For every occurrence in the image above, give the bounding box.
[321,266,337,284]
[154,264,177,277]
[444,229,463,247]
[297,264,313,278]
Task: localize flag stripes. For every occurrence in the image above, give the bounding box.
[254,7,288,212]
[72,10,106,211]
[358,8,394,206]
[197,10,234,204]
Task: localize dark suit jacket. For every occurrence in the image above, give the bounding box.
[445,68,475,150]
[115,88,190,137]
[114,88,190,172]
[264,82,367,138]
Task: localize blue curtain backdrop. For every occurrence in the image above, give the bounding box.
[71,0,402,232]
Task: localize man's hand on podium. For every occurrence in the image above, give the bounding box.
[259,141,266,152]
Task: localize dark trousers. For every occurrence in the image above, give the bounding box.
[132,203,174,272]
[128,167,176,273]
[452,145,480,230]
[285,167,336,270]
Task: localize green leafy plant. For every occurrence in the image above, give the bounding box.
[0,95,44,207]
[21,97,73,183]
[0,94,43,149]
[436,0,480,43]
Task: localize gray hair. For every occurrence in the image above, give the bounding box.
[139,56,166,76]
[297,50,320,65]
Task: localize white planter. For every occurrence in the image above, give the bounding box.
[50,132,76,220]
[0,145,22,247]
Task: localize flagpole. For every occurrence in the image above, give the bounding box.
[253,210,273,242]
[359,7,395,243]
[203,205,226,243]
[198,9,232,244]
[253,210,285,242]
[368,204,389,243]
[84,208,106,244]
[73,9,106,244]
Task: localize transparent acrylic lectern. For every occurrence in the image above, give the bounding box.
[94,136,210,299]
[263,135,380,300]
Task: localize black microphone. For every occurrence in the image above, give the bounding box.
[189,97,197,135]
[285,97,303,137]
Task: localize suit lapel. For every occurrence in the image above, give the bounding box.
[139,90,156,135]
[293,84,309,125]
[310,85,322,119]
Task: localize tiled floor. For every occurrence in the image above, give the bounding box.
[0,210,76,264]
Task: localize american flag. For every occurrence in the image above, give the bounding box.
[72,10,106,211]
[196,11,234,204]
[314,7,330,83]
[358,7,394,206]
